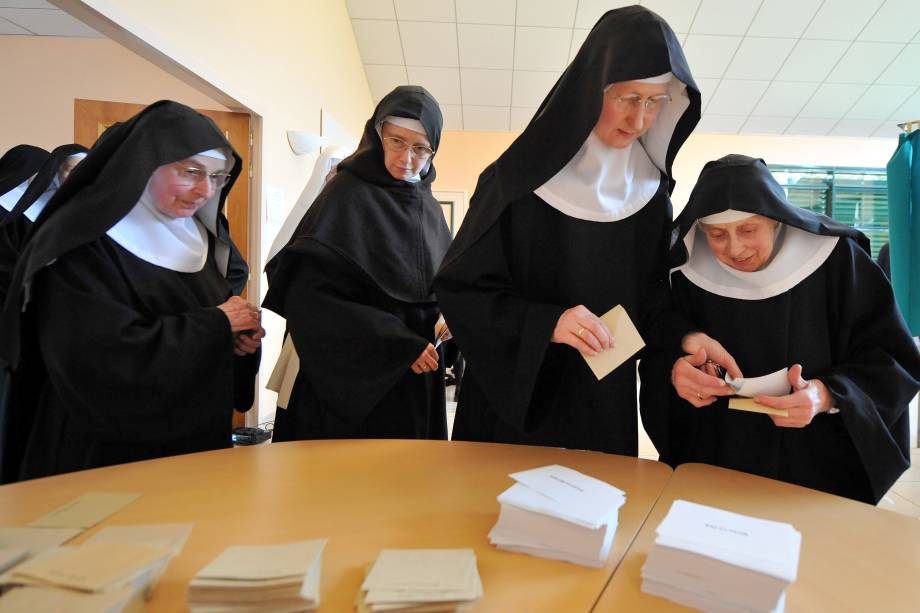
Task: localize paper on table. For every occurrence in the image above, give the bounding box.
[726,368,790,397]
[361,549,476,593]
[582,305,645,380]
[196,539,327,581]
[0,585,137,612]
[10,541,172,593]
[655,500,801,582]
[0,547,29,575]
[28,492,141,529]
[0,527,82,557]
[84,523,194,557]
[505,465,625,529]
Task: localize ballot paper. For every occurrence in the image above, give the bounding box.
[0,584,138,612]
[84,523,193,557]
[357,549,482,612]
[0,527,82,557]
[489,465,626,567]
[0,548,28,575]
[188,539,326,612]
[725,368,791,417]
[28,492,141,529]
[582,305,645,380]
[642,500,801,613]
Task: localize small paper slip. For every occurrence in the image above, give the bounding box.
[84,523,194,557]
[0,584,136,612]
[726,368,790,398]
[9,541,172,593]
[655,500,801,582]
[196,539,326,582]
[504,465,625,529]
[582,305,645,380]
[28,492,141,529]
[359,549,482,611]
[0,527,82,557]
[728,398,789,417]
[0,548,28,575]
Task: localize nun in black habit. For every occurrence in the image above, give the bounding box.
[659,155,920,504]
[433,6,738,455]
[0,144,48,483]
[263,85,452,441]
[0,100,262,480]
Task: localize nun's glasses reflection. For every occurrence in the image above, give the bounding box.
[381,136,435,160]
[174,164,233,189]
[611,93,672,113]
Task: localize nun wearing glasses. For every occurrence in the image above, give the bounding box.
[0,101,262,479]
[264,85,452,441]
[434,6,739,455]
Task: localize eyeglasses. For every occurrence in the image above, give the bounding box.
[381,136,435,160]
[175,165,232,189]
[611,93,672,113]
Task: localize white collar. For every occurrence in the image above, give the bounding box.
[676,223,839,300]
[105,183,209,272]
[22,175,60,222]
[0,179,29,213]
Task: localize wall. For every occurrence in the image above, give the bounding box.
[55,0,374,423]
[433,130,518,201]
[0,36,229,152]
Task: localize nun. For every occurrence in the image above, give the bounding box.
[0,100,262,479]
[433,6,737,455]
[0,144,48,483]
[263,85,452,441]
[662,155,920,503]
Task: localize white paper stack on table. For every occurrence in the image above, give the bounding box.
[641,500,801,613]
[188,539,326,612]
[488,464,626,567]
[0,541,173,611]
[356,548,482,613]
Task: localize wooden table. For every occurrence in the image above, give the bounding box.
[0,440,672,612]
[592,462,920,613]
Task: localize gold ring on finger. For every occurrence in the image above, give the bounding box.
[577,327,585,337]
[696,392,703,400]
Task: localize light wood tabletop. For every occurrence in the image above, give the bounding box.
[592,462,920,613]
[0,439,673,612]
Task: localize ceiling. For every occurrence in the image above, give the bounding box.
[0,0,100,37]
[345,0,920,138]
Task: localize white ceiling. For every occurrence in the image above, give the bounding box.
[0,0,100,37]
[346,0,920,137]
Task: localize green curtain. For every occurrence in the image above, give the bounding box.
[886,130,920,335]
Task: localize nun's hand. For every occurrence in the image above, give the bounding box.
[681,332,743,379]
[551,305,613,357]
[234,325,265,356]
[671,347,736,407]
[410,343,439,374]
[218,296,261,333]
[754,364,832,428]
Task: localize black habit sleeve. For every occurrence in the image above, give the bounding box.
[434,208,565,434]
[277,239,431,427]
[817,239,920,501]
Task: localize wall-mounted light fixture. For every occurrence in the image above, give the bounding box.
[286,130,325,155]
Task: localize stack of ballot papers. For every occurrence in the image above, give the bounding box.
[488,464,626,567]
[356,548,482,613]
[0,541,173,610]
[187,539,326,612]
[641,500,802,613]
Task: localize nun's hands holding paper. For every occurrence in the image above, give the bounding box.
[754,364,833,428]
[410,343,439,374]
[551,305,614,357]
[671,332,743,407]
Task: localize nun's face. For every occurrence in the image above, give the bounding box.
[593,80,670,149]
[57,156,83,184]
[149,154,228,218]
[700,214,779,272]
[380,122,432,181]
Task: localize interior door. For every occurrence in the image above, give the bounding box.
[75,99,254,424]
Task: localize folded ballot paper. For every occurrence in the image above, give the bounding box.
[641,500,802,613]
[726,368,791,417]
[357,548,482,613]
[188,539,326,612]
[489,465,626,567]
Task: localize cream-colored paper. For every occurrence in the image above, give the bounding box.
[0,548,28,575]
[0,527,82,556]
[29,492,141,529]
[0,585,136,613]
[196,539,326,581]
[266,335,300,410]
[10,541,170,593]
[362,549,476,594]
[84,523,193,557]
[582,305,645,380]
[728,398,789,417]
